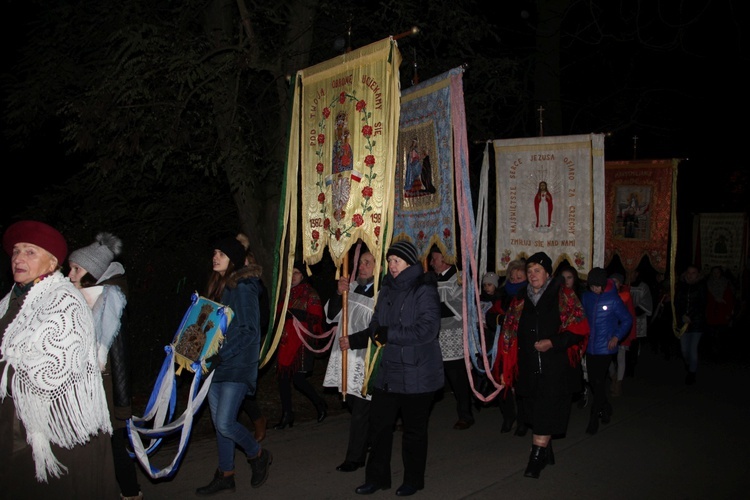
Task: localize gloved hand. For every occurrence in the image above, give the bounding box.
[205,353,222,371]
[373,325,388,347]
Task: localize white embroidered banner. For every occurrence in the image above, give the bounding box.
[697,212,747,280]
[493,134,605,276]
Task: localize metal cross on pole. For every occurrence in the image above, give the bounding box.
[537,106,545,137]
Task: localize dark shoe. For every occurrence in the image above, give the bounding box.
[514,423,528,437]
[253,415,267,442]
[523,445,549,479]
[453,419,473,430]
[336,460,365,472]
[273,411,294,430]
[396,484,422,496]
[196,469,235,495]
[586,412,599,435]
[355,483,389,495]
[247,448,272,488]
[316,401,328,423]
[501,417,516,433]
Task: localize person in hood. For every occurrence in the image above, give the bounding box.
[581,267,632,435]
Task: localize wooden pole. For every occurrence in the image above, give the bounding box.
[341,253,349,400]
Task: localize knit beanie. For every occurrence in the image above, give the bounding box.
[386,240,419,266]
[526,252,553,275]
[587,267,608,287]
[482,272,500,287]
[3,220,68,264]
[213,237,246,270]
[68,232,122,280]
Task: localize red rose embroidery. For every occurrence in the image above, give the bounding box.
[339,92,347,104]
[312,230,320,240]
[443,228,451,238]
[352,214,364,227]
[362,186,373,198]
[335,228,342,240]
[316,162,324,174]
[356,100,366,112]
[364,155,375,166]
[322,107,331,119]
[317,134,325,145]
[374,226,381,237]
[323,218,330,229]
[318,192,326,203]
[361,125,373,138]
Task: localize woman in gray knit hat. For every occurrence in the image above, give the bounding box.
[68,232,142,499]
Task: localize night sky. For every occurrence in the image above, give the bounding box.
[1,1,747,240]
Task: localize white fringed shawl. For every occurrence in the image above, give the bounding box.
[0,271,112,482]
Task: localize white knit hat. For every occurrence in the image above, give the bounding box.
[482,272,499,287]
[68,232,123,280]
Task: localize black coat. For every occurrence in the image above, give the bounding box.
[515,278,584,435]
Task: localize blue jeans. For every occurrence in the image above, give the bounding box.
[680,330,702,373]
[208,381,260,472]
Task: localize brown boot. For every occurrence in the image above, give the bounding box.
[253,415,267,442]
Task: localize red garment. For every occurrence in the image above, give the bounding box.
[499,285,589,390]
[534,190,553,227]
[617,285,637,346]
[706,285,735,327]
[276,281,323,374]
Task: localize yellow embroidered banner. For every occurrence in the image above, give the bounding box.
[296,38,401,269]
[493,134,606,276]
[604,159,679,276]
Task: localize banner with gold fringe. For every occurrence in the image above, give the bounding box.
[493,134,606,277]
[604,159,679,277]
[296,37,401,272]
[265,38,401,369]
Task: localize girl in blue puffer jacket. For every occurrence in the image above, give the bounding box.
[582,267,633,435]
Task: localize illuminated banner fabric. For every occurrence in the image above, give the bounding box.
[493,134,605,276]
[604,159,678,276]
[697,212,747,279]
[392,67,464,262]
[296,38,401,269]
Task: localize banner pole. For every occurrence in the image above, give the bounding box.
[341,253,349,400]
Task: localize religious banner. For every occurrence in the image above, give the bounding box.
[604,159,679,276]
[295,37,401,270]
[494,134,606,277]
[695,212,747,281]
[265,38,401,368]
[392,67,463,262]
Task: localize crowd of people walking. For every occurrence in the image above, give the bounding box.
[2,220,743,497]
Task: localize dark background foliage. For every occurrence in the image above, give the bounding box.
[1,0,748,397]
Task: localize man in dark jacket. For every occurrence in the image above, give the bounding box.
[674,265,707,385]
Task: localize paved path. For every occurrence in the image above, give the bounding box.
[135,349,748,499]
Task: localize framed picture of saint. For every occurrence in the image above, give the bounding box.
[172,292,234,374]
